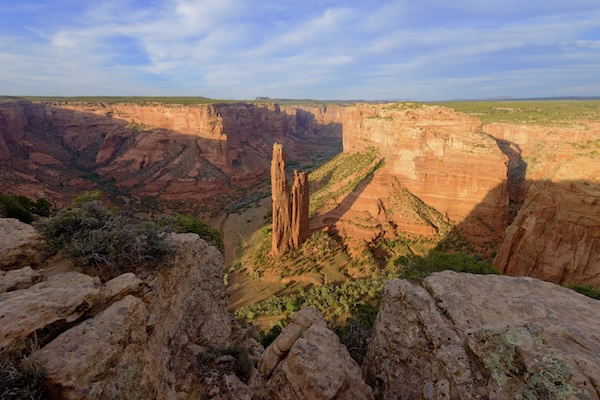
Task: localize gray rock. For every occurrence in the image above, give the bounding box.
[363,271,600,399]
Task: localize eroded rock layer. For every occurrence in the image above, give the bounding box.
[0,101,342,212]
[271,144,310,255]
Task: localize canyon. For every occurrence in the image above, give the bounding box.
[1,99,599,286]
[1,217,598,399]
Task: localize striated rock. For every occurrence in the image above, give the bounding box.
[494,179,600,285]
[0,101,342,212]
[0,218,42,270]
[271,144,311,255]
[0,266,42,293]
[99,272,143,306]
[363,271,600,399]
[271,143,292,255]
[0,272,102,351]
[28,295,149,400]
[291,170,310,249]
[342,104,509,244]
[255,307,373,400]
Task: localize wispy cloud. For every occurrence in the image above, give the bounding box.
[1,0,599,99]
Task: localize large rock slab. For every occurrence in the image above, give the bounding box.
[363,271,600,399]
[0,218,42,270]
[28,295,149,400]
[255,307,373,400]
[0,272,102,351]
[0,266,42,293]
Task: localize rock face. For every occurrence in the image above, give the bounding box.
[291,170,310,248]
[0,218,42,270]
[271,143,292,255]
[255,307,373,400]
[485,122,600,285]
[342,104,509,241]
[493,179,600,285]
[0,233,244,399]
[363,271,600,399]
[0,101,342,213]
[271,144,310,255]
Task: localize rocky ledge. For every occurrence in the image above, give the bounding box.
[1,217,598,399]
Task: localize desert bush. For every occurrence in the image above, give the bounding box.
[565,283,600,300]
[158,214,222,251]
[0,192,52,223]
[36,199,172,274]
[395,251,498,280]
[195,346,252,384]
[334,302,379,365]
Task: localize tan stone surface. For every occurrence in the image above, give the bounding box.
[363,272,600,399]
[28,295,149,400]
[256,307,373,400]
[0,218,42,270]
[0,272,102,351]
[0,266,42,293]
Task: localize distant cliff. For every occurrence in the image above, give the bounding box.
[0,101,342,212]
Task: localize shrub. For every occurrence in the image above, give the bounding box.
[195,347,252,384]
[334,302,379,365]
[396,251,498,280]
[160,214,222,251]
[0,192,53,223]
[565,283,600,300]
[0,360,46,400]
[36,199,172,275]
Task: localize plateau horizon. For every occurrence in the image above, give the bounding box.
[1,1,600,100]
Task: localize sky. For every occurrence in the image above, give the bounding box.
[1,0,599,101]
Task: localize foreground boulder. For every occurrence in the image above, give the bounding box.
[0,218,42,270]
[363,271,600,399]
[255,307,373,400]
[4,233,244,399]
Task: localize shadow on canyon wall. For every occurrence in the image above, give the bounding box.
[441,177,600,284]
[0,101,342,212]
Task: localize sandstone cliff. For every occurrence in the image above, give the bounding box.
[0,101,342,213]
[363,271,600,399]
[484,122,600,284]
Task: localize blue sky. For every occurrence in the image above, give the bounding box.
[1,0,599,100]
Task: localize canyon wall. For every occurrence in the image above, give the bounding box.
[319,103,509,252]
[0,101,342,213]
[485,122,600,285]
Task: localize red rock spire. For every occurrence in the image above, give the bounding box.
[271,143,310,255]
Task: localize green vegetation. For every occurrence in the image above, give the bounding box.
[309,147,383,216]
[236,251,497,323]
[565,283,600,300]
[396,251,498,281]
[333,302,379,364]
[36,198,172,275]
[435,100,600,125]
[159,213,223,251]
[0,192,52,223]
